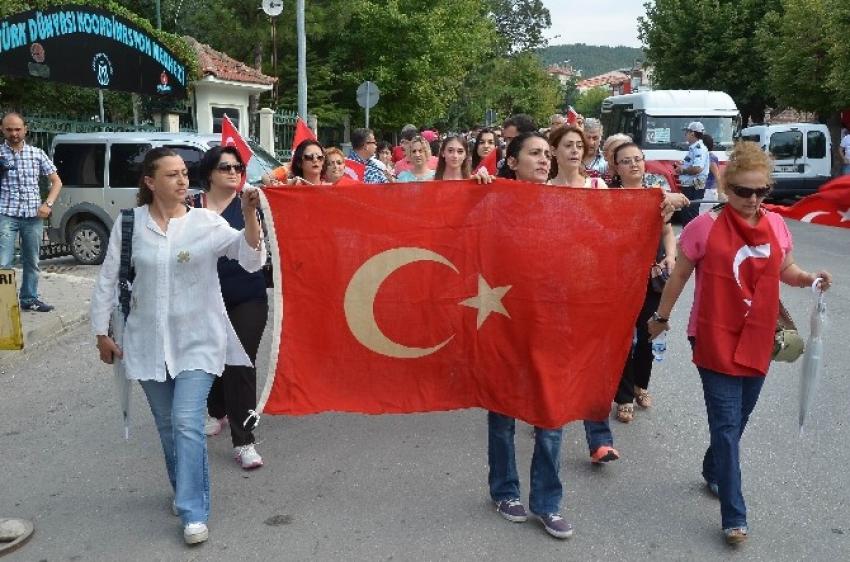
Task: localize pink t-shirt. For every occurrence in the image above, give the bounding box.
[679,210,793,337]
[394,155,438,173]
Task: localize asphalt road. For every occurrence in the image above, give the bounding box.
[1,220,848,561]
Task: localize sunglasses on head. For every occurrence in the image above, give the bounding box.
[728,184,771,199]
[303,153,325,162]
[216,163,244,173]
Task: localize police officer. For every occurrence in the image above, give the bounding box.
[673,121,709,226]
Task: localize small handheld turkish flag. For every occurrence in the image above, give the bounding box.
[220,115,253,187]
[343,158,366,181]
[473,148,499,175]
[763,176,850,228]
[566,106,580,126]
[291,117,317,156]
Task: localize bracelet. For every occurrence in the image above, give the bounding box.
[652,312,669,324]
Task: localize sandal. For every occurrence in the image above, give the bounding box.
[634,387,653,409]
[616,403,634,423]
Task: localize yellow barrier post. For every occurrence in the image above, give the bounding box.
[0,269,24,350]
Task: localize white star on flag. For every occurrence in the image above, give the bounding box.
[460,275,512,329]
[839,207,850,222]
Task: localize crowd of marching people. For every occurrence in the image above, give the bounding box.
[86,110,832,547]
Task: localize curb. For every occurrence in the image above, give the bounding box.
[0,309,90,368]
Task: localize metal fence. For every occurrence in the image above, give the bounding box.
[24,114,162,154]
[251,110,346,162]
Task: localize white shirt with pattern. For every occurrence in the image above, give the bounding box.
[91,206,265,381]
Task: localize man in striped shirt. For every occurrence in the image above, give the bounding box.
[0,113,63,312]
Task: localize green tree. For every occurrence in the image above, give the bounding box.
[574,87,610,119]
[487,0,552,54]
[638,0,782,125]
[447,53,562,129]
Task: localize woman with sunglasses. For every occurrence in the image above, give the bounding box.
[648,141,833,545]
[288,139,327,185]
[195,146,268,470]
[607,142,678,424]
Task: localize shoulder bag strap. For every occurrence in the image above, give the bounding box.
[118,209,135,320]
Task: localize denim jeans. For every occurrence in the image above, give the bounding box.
[487,411,564,515]
[140,369,215,525]
[583,419,614,452]
[698,366,765,530]
[0,214,43,304]
[679,183,705,227]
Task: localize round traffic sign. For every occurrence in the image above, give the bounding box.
[356,81,380,109]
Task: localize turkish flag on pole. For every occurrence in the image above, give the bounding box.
[220,115,253,168]
[763,176,850,228]
[291,117,317,155]
[259,180,662,428]
[566,106,580,125]
[473,148,499,175]
[343,158,366,181]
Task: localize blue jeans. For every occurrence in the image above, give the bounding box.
[698,366,765,530]
[140,370,215,525]
[583,420,614,452]
[0,214,43,304]
[487,411,564,515]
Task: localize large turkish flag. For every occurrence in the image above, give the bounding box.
[260,179,662,428]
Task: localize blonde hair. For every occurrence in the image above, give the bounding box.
[324,147,345,161]
[722,141,773,195]
[405,135,432,159]
[602,133,632,157]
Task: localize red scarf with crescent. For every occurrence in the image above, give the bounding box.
[693,207,781,376]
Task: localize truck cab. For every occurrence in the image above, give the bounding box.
[738,123,831,198]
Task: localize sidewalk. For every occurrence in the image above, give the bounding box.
[0,269,94,366]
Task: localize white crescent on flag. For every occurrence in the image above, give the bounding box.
[733,244,771,307]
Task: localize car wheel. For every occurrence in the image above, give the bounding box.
[70,221,108,265]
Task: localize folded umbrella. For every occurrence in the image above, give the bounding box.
[110,306,131,440]
[799,282,827,434]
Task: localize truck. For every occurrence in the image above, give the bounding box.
[739,123,832,199]
[600,90,740,192]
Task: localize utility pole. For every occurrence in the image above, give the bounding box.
[296,0,307,118]
[155,0,162,30]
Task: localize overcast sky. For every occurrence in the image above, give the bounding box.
[540,0,646,48]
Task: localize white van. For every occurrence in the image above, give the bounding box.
[48,132,280,264]
[739,123,831,198]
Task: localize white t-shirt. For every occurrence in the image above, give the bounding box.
[840,134,850,159]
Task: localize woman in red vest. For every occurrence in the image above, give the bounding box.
[648,141,833,545]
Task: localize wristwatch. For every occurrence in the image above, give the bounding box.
[44,200,53,208]
[651,312,669,324]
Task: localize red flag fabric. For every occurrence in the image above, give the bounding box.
[259,180,662,428]
[763,176,850,228]
[692,208,781,377]
[343,158,366,181]
[220,115,253,168]
[566,106,580,125]
[291,117,317,156]
[473,148,499,175]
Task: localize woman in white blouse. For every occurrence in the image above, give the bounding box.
[90,147,264,545]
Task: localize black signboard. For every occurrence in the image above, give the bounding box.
[0,5,187,97]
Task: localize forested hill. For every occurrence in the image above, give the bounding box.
[539,44,644,77]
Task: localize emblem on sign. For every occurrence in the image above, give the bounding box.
[91,53,113,86]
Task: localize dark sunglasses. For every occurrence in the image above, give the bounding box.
[728,184,771,199]
[216,163,244,173]
[303,153,325,162]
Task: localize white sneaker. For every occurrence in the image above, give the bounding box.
[234,444,264,469]
[183,522,208,545]
[204,415,227,436]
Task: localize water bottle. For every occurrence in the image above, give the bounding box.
[651,332,667,362]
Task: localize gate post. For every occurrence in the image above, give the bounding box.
[259,107,275,154]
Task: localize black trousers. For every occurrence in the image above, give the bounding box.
[615,279,662,405]
[208,298,269,447]
[679,183,705,227]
